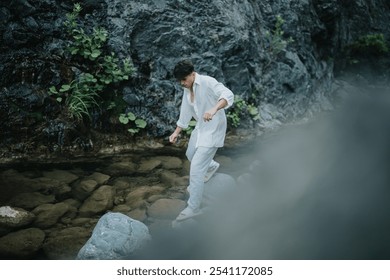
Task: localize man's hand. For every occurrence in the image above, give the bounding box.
[203,108,217,122]
[203,99,228,122]
[169,131,180,143]
[169,127,183,143]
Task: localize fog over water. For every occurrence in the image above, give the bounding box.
[141,88,390,260]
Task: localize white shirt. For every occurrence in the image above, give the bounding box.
[177,73,234,148]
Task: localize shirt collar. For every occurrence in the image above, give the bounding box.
[194,72,200,86]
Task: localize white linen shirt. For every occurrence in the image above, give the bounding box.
[176,73,234,148]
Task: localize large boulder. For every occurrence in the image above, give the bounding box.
[76,212,151,260]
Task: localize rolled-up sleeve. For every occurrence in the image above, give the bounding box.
[211,80,234,109]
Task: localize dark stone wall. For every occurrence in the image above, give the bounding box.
[1,0,389,155]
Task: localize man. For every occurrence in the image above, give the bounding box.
[169,60,234,221]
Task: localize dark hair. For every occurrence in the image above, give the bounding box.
[173,60,194,80]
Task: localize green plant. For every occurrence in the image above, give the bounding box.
[227,96,260,128]
[49,73,101,120]
[264,15,294,68]
[64,3,107,61]
[119,112,147,135]
[49,3,134,121]
[183,119,197,135]
[349,33,389,56]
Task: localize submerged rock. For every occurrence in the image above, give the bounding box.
[0,228,45,259]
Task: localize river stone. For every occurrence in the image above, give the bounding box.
[76,212,151,260]
[0,228,45,258]
[43,227,92,260]
[103,161,137,176]
[72,178,99,201]
[28,177,71,196]
[159,170,180,186]
[127,208,147,222]
[155,156,183,169]
[147,198,186,220]
[125,185,165,209]
[112,176,133,189]
[0,206,35,229]
[137,158,162,173]
[173,175,190,187]
[85,172,110,185]
[32,202,70,228]
[78,185,115,217]
[42,170,79,184]
[8,192,56,210]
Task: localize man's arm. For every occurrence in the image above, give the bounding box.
[203,98,228,122]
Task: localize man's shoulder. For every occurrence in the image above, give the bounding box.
[196,73,218,85]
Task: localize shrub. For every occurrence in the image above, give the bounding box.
[48,3,134,121]
[264,15,294,68]
[227,96,260,128]
[349,33,389,56]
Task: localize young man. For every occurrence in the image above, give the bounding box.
[169,60,234,221]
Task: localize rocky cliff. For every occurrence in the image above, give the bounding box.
[1,0,389,158]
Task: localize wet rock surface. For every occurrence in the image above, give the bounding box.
[76,212,151,260]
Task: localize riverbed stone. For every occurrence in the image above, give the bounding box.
[125,185,165,209]
[112,176,132,189]
[32,202,70,228]
[147,198,186,220]
[155,156,183,169]
[0,206,35,229]
[137,158,162,173]
[147,194,167,203]
[43,226,92,260]
[127,208,147,222]
[72,179,99,201]
[173,175,190,187]
[78,185,115,217]
[103,161,137,176]
[76,212,151,260]
[0,228,45,258]
[159,170,181,186]
[8,192,56,210]
[85,172,110,185]
[29,177,71,196]
[42,170,79,184]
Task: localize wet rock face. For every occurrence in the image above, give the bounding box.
[0,0,389,152]
[76,212,151,260]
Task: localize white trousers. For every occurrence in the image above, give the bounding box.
[185,129,218,211]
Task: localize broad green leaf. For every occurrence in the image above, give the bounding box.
[127,112,136,121]
[59,84,71,92]
[135,119,147,128]
[91,49,101,58]
[128,128,139,134]
[119,114,129,124]
[49,86,58,94]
